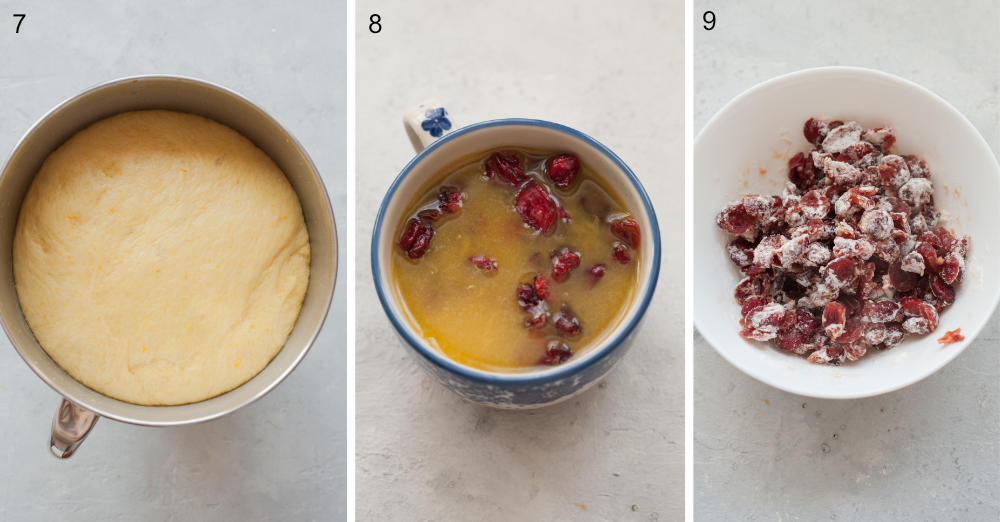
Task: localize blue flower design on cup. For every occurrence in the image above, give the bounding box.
[420,107,452,138]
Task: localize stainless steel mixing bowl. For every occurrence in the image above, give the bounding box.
[0,75,337,457]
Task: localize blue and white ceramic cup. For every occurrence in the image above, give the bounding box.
[372,101,661,408]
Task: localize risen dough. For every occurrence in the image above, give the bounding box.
[13,110,310,405]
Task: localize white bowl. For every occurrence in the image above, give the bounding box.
[694,66,1000,399]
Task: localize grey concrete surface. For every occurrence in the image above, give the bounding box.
[694,1,1000,520]
[0,2,346,520]
[355,0,683,520]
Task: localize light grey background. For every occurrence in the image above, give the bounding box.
[695,1,1000,520]
[0,2,346,520]
[356,0,682,520]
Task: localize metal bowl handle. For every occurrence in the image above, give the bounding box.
[49,399,99,459]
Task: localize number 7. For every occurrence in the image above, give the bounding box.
[13,14,25,33]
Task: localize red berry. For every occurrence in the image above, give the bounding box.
[806,345,844,365]
[823,256,858,289]
[716,202,756,234]
[838,141,876,164]
[727,238,755,267]
[940,253,962,284]
[920,302,940,332]
[437,186,463,214]
[515,181,559,233]
[803,118,829,147]
[553,305,582,337]
[540,341,573,365]
[551,247,581,283]
[793,309,818,336]
[399,218,434,259]
[533,274,551,301]
[612,242,631,264]
[843,340,867,361]
[822,302,847,340]
[888,260,918,292]
[862,127,896,151]
[517,283,539,309]
[934,227,956,249]
[837,317,864,344]
[930,275,955,304]
[916,242,943,273]
[861,300,900,323]
[734,273,770,304]
[777,331,808,352]
[588,264,605,285]
[904,155,931,178]
[484,151,526,186]
[469,255,497,272]
[610,217,641,249]
[547,154,580,190]
[517,279,549,329]
[740,296,771,318]
[524,309,548,329]
[787,152,815,190]
[919,231,943,250]
[899,297,925,316]
[878,156,909,190]
[897,298,939,334]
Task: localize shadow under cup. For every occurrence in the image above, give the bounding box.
[0,76,337,430]
[372,120,661,408]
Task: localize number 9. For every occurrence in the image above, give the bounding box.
[703,10,715,31]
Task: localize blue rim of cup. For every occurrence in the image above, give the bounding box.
[371,118,661,385]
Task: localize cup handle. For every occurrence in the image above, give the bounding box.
[403,100,453,153]
[49,398,99,459]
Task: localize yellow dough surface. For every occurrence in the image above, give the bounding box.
[13,110,310,405]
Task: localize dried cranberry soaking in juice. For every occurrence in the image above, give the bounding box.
[391,148,641,371]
